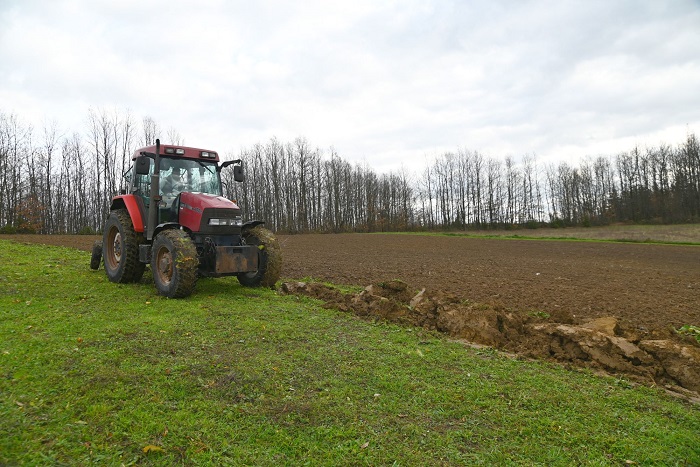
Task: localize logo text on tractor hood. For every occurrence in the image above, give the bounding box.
[180,202,203,213]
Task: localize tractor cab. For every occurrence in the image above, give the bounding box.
[131,154,224,223]
[130,144,243,226]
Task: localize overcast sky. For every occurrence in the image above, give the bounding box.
[1,0,699,172]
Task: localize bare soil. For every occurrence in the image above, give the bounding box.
[277,233,700,331]
[4,233,700,397]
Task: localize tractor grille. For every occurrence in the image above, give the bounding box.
[198,208,243,235]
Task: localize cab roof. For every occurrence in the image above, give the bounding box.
[132,144,220,163]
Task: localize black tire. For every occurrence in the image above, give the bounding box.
[151,229,198,298]
[103,209,143,283]
[237,226,281,288]
[90,240,102,270]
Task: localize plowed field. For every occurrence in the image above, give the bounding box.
[280,233,700,331]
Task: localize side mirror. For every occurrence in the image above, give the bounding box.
[234,164,244,182]
[135,156,151,175]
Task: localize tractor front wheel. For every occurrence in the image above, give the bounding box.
[151,229,199,298]
[103,209,144,283]
[237,226,281,288]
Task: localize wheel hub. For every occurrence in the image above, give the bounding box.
[112,232,122,263]
[156,248,174,284]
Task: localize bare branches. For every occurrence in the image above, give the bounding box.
[0,106,698,233]
[224,138,416,233]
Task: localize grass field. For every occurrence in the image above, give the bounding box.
[448,223,700,244]
[1,239,699,465]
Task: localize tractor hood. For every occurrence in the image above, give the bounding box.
[180,192,240,210]
[178,192,243,233]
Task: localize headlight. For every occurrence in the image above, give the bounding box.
[208,217,243,226]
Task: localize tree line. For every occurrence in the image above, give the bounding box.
[226,132,700,232]
[223,138,413,233]
[1,108,698,234]
[415,135,700,230]
[0,109,180,234]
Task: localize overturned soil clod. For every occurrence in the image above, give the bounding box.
[280,280,700,397]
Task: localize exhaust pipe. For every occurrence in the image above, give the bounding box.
[146,139,161,241]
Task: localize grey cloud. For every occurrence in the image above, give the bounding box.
[1,0,698,171]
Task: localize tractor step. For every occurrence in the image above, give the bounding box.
[139,244,152,263]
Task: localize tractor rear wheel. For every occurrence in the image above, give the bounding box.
[103,209,144,283]
[90,240,102,270]
[151,229,198,298]
[237,226,281,288]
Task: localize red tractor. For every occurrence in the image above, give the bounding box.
[90,139,281,298]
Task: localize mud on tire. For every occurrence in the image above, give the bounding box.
[151,229,199,298]
[237,226,281,288]
[103,209,145,283]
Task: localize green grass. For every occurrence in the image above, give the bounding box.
[386,223,700,245]
[1,239,699,465]
[678,325,700,344]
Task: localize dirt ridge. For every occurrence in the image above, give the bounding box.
[280,280,700,398]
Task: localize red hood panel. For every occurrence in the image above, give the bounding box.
[178,192,240,232]
[180,192,239,210]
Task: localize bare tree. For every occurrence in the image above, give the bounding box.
[141,116,160,146]
[166,126,185,146]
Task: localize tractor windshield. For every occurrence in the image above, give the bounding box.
[159,158,222,198]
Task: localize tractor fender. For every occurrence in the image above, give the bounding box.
[152,223,186,240]
[110,195,145,232]
[242,220,265,234]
